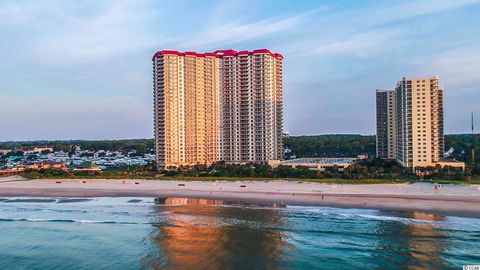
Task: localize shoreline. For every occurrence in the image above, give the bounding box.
[1,176,480,218]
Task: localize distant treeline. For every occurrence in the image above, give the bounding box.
[1,134,478,163]
[0,139,154,155]
[284,134,376,158]
[19,159,479,182]
[444,134,479,163]
[284,134,479,164]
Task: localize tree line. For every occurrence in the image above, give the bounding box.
[1,134,478,163]
[1,134,479,181]
[162,159,478,181]
[0,139,153,156]
[284,134,479,164]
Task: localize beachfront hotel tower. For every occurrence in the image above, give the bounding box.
[376,89,397,159]
[376,76,447,169]
[153,49,283,169]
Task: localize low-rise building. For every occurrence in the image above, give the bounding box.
[72,161,102,174]
[434,159,466,171]
[269,158,357,171]
[24,147,54,154]
[0,149,11,155]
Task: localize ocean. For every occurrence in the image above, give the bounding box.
[0,197,479,269]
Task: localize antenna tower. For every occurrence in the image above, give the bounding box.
[472,112,475,164]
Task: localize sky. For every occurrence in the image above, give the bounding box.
[1,0,480,141]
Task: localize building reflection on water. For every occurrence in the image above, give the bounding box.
[142,198,289,270]
[375,211,447,270]
[141,199,456,270]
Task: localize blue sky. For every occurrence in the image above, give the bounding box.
[1,0,480,140]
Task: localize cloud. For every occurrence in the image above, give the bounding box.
[0,1,162,67]
[0,95,152,140]
[325,0,480,33]
[281,0,480,59]
[366,0,480,25]
[419,47,480,93]
[0,1,44,25]
[180,8,325,49]
[285,29,404,58]
[1,0,480,139]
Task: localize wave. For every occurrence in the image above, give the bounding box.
[56,198,93,203]
[0,218,145,225]
[3,199,57,203]
[0,197,153,205]
[346,214,448,226]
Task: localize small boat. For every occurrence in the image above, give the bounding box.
[134,182,140,185]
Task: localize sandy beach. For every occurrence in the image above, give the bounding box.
[1,176,480,217]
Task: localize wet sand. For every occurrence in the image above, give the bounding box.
[1,176,480,218]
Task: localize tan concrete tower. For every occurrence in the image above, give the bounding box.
[216,49,283,163]
[153,49,283,169]
[153,51,221,169]
[376,76,445,169]
[376,89,397,159]
[395,76,445,168]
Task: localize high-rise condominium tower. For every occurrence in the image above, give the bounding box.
[376,76,445,169]
[153,49,283,169]
[376,89,397,159]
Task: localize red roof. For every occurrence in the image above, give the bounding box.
[204,52,217,57]
[273,53,283,59]
[184,51,206,57]
[252,49,272,54]
[151,50,184,60]
[152,49,283,60]
[214,49,238,57]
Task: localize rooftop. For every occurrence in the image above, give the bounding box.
[282,158,357,165]
[152,49,283,61]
